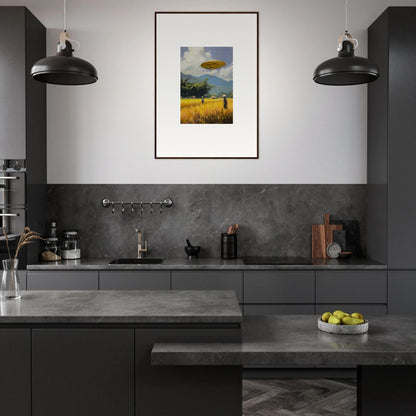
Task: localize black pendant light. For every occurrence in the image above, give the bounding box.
[313,0,379,86]
[31,0,97,85]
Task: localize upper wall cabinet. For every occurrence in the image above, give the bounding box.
[0,7,46,165]
[367,7,416,269]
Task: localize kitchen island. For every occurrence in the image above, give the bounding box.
[0,290,242,416]
[153,315,416,416]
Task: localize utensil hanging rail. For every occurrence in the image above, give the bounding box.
[101,197,173,214]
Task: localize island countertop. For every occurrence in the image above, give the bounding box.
[0,290,242,324]
[152,315,416,366]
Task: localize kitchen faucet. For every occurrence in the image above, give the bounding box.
[135,228,148,259]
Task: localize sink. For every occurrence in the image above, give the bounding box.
[109,258,164,264]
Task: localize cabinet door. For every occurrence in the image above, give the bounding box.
[32,329,134,416]
[18,270,26,290]
[171,271,243,303]
[315,304,387,315]
[244,271,315,303]
[0,7,25,158]
[27,271,99,290]
[244,304,314,315]
[0,329,30,416]
[388,271,416,314]
[316,271,387,303]
[136,328,241,416]
[100,271,170,290]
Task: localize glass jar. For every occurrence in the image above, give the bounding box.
[1,259,20,299]
[40,238,61,262]
[61,231,81,260]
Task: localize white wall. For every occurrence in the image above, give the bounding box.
[1,0,416,184]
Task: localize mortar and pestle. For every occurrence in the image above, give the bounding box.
[185,239,200,259]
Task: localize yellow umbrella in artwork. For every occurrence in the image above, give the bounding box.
[200,60,226,70]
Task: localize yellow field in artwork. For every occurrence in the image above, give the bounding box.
[180,98,233,124]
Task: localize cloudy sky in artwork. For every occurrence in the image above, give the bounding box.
[181,47,233,81]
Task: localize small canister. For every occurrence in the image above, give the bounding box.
[221,233,237,259]
[61,230,81,260]
[40,238,61,261]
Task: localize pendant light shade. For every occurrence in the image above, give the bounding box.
[313,40,379,86]
[313,0,379,86]
[31,0,98,86]
[31,41,98,85]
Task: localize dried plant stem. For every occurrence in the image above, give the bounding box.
[14,227,43,260]
[2,227,12,261]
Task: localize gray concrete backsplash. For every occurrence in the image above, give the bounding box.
[47,185,367,259]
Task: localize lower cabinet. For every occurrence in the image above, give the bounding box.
[135,327,241,416]
[388,270,416,314]
[244,304,315,315]
[316,271,387,304]
[244,271,315,315]
[27,271,99,290]
[171,271,243,303]
[0,329,31,416]
[100,271,170,290]
[32,329,134,416]
[18,271,27,290]
[315,271,387,315]
[315,304,387,315]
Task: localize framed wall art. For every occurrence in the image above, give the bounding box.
[155,12,259,159]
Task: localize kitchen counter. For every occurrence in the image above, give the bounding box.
[152,314,416,366]
[27,257,386,270]
[0,290,242,324]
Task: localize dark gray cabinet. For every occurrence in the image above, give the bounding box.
[367,8,416,314]
[0,329,30,416]
[0,7,45,158]
[32,329,134,416]
[244,304,314,315]
[244,271,315,315]
[368,8,416,269]
[388,271,416,314]
[171,271,243,303]
[316,271,387,304]
[135,328,241,416]
[27,271,99,290]
[315,304,387,315]
[18,270,27,290]
[0,7,46,267]
[244,271,315,303]
[100,271,170,290]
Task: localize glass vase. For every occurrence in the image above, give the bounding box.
[1,259,20,300]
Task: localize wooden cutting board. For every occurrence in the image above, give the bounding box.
[311,214,343,258]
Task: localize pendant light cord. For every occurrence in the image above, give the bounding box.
[345,0,348,32]
[64,0,67,32]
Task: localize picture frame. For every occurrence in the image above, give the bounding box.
[155,12,259,159]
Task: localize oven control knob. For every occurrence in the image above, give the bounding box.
[12,162,21,171]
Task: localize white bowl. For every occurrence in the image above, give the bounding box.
[317,318,369,335]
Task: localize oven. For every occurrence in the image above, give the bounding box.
[0,160,27,265]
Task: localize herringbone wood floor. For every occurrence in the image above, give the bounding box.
[243,379,356,416]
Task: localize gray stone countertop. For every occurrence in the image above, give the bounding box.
[27,257,386,270]
[0,290,242,324]
[152,315,416,366]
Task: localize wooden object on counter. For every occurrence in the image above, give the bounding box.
[311,214,343,259]
[226,224,239,234]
